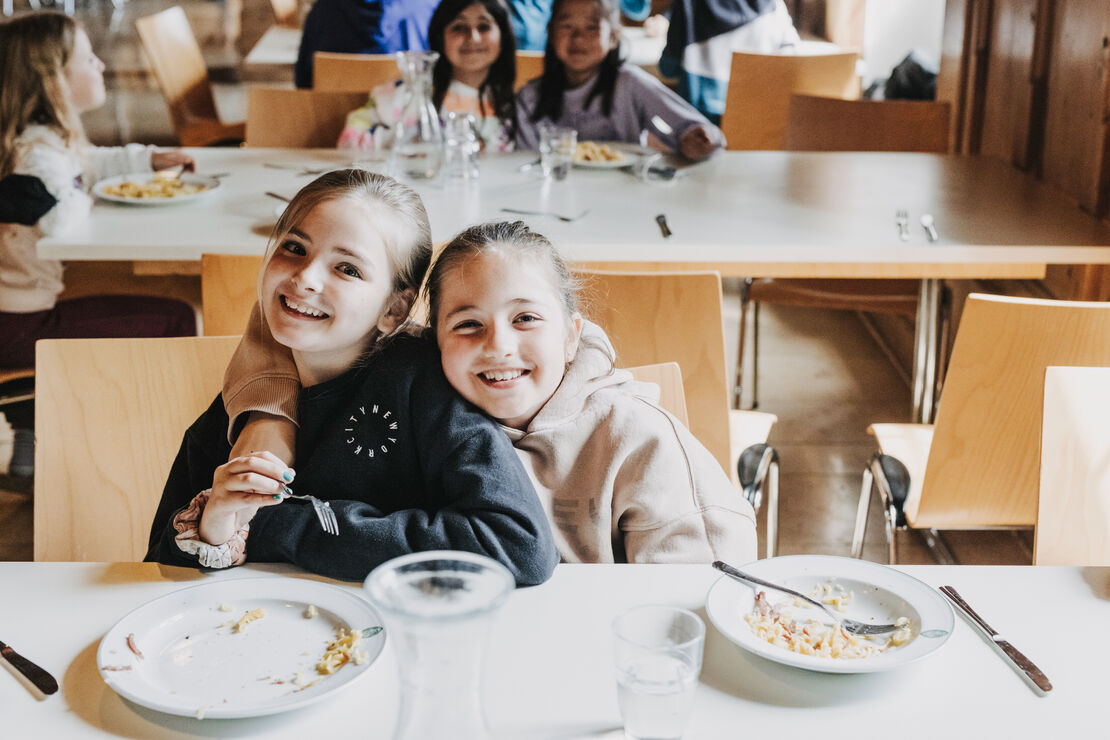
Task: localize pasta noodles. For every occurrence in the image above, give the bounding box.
[102,177,208,199]
[315,628,369,675]
[575,141,624,163]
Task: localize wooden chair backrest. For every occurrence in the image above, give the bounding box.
[626,362,689,426]
[573,270,730,471]
[1034,366,1110,565]
[245,87,368,147]
[135,6,219,137]
[720,51,859,150]
[786,94,951,153]
[34,336,241,561]
[515,50,544,91]
[269,0,299,27]
[313,52,398,92]
[909,294,1110,529]
[201,254,264,336]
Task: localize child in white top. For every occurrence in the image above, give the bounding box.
[337,0,519,153]
[0,11,197,370]
[515,0,724,159]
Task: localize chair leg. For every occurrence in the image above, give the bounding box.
[765,461,778,559]
[917,528,958,565]
[734,278,752,409]
[751,301,760,410]
[851,466,874,558]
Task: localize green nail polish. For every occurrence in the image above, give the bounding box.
[272,494,283,501]
[282,470,294,483]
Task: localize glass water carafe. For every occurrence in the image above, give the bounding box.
[364,551,514,740]
[390,51,444,179]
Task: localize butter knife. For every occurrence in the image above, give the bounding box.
[939,586,1052,693]
[0,639,59,695]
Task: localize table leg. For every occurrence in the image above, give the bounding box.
[911,278,941,423]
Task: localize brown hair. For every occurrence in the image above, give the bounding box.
[0,11,85,178]
[261,169,433,344]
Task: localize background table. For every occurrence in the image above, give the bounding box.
[3,562,1106,738]
[41,149,1110,421]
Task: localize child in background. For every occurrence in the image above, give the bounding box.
[0,11,197,371]
[146,170,557,585]
[426,221,756,563]
[337,0,519,154]
[516,0,725,160]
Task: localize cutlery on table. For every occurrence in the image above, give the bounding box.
[263,163,333,175]
[0,639,59,695]
[712,560,903,636]
[939,585,1052,693]
[265,191,291,203]
[279,489,339,535]
[895,209,910,241]
[500,207,590,223]
[921,213,939,242]
[517,159,541,172]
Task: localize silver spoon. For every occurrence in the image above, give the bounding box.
[921,213,939,242]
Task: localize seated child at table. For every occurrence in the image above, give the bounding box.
[146,169,558,585]
[223,220,757,564]
[515,0,725,160]
[337,0,519,154]
[0,11,197,372]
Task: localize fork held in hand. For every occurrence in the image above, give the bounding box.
[712,561,902,636]
[895,209,910,241]
[282,489,339,536]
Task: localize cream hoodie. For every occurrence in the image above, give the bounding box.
[503,322,758,564]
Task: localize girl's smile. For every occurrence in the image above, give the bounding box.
[551,0,618,88]
[443,3,502,88]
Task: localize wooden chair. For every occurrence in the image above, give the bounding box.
[574,269,781,556]
[1034,366,1110,566]
[626,362,688,426]
[269,0,299,28]
[0,368,35,410]
[135,6,246,147]
[719,51,859,151]
[515,50,544,91]
[201,254,263,336]
[851,294,1110,564]
[245,87,368,147]
[785,94,952,153]
[734,94,951,409]
[34,336,241,561]
[313,52,398,92]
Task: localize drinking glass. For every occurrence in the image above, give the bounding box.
[611,605,705,740]
[443,111,480,180]
[364,551,514,740]
[539,125,577,181]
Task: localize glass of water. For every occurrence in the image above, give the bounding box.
[612,605,705,740]
[539,125,577,180]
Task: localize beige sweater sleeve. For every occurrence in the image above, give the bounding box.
[221,302,301,443]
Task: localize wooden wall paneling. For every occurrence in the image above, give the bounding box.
[936,0,976,153]
[978,0,1037,169]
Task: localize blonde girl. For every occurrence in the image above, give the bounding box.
[425,221,756,563]
[337,0,519,153]
[0,11,197,372]
[146,170,557,585]
[515,0,724,160]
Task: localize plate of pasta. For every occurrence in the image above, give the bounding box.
[705,555,953,674]
[97,577,386,719]
[93,172,221,204]
[573,141,638,169]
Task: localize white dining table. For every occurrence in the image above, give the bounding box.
[39,147,1110,422]
[2,561,1105,738]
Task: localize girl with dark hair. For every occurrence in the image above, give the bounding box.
[338,0,519,153]
[516,0,725,160]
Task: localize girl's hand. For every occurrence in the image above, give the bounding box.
[151,150,196,173]
[679,125,717,161]
[200,450,294,544]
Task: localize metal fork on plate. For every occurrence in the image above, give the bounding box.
[895,209,910,241]
[282,489,339,535]
[712,561,902,636]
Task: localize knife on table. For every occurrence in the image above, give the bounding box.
[0,639,59,695]
[939,585,1052,693]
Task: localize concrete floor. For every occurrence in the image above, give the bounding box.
[0,0,1034,565]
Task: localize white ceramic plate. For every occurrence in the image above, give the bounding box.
[706,555,953,674]
[573,142,639,169]
[93,173,221,205]
[97,578,386,719]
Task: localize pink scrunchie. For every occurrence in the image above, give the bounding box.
[172,489,250,568]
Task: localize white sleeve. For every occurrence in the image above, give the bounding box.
[90,143,155,180]
[19,142,93,237]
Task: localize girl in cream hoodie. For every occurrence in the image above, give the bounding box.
[425,221,757,564]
